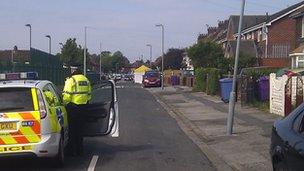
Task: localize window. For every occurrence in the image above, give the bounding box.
[0,88,34,112]
[297,56,304,68]
[42,84,60,107]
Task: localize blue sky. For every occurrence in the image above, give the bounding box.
[0,0,302,62]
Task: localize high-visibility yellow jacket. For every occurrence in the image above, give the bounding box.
[63,74,92,105]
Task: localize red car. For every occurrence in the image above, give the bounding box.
[142,71,161,87]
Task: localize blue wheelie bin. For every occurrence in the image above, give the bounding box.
[219,78,233,103]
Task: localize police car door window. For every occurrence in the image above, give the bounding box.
[43,84,59,107]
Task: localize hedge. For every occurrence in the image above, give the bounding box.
[206,68,220,95]
[194,68,220,95]
[193,68,206,91]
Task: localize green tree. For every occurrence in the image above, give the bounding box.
[154,48,185,70]
[228,52,257,71]
[59,38,84,68]
[187,40,225,69]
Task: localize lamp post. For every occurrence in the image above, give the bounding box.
[45,35,51,54]
[25,24,32,50]
[146,44,152,67]
[155,24,164,90]
[99,42,102,80]
[227,0,246,135]
[84,26,87,76]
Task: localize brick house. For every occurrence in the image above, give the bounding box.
[0,46,30,65]
[241,1,304,67]
[290,8,304,68]
[198,15,266,60]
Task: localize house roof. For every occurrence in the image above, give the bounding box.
[290,44,304,56]
[242,1,304,34]
[227,40,257,57]
[267,1,304,22]
[229,15,267,34]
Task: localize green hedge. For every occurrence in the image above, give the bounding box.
[193,68,205,91]
[194,68,220,95]
[206,68,220,95]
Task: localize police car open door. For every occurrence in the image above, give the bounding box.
[82,80,119,137]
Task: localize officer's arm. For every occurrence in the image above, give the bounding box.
[63,78,73,105]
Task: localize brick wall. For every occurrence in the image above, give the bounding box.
[268,15,297,50]
[260,58,290,67]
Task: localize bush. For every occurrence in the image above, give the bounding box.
[193,68,206,91]
[194,68,220,95]
[206,68,220,95]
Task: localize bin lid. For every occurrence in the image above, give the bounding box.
[258,76,269,81]
[219,78,233,83]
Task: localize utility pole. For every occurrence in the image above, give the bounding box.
[45,35,51,54]
[25,24,32,50]
[227,0,246,135]
[84,26,87,76]
[99,42,102,81]
[155,24,165,90]
[146,44,152,67]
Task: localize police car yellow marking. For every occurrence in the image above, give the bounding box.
[31,88,39,111]
[0,145,33,153]
[0,112,41,145]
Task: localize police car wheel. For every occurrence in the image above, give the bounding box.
[52,136,65,167]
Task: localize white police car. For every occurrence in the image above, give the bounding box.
[0,72,119,166]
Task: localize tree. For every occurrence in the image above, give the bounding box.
[59,38,84,68]
[187,40,225,69]
[100,51,130,73]
[154,48,185,70]
[228,52,257,71]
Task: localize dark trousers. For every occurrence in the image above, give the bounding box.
[66,103,86,155]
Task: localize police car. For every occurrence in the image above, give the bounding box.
[0,72,119,166]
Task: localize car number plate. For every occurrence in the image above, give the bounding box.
[0,122,17,131]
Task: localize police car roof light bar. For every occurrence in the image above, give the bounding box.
[0,72,39,81]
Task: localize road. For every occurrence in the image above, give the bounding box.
[0,82,215,171]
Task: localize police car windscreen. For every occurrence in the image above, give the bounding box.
[0,88,34,112]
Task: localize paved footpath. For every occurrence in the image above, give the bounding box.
[148,86,281,171]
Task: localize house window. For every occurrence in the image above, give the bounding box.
[252,32,255,40]
[297,56,304,68]
[302,17,304,38]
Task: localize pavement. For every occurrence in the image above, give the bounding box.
[0,82,215,171]
[148,86,281,171]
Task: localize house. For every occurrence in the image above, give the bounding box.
[240,1,304,67]
[0,46,30,65]
[198,15,266,59]
[290,8,304,69]
[224,40,259,59]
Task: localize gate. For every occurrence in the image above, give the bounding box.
[285,76,303,116]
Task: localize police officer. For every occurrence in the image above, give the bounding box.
[63,69,91,155]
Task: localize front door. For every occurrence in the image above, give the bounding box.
[82,80,119,137]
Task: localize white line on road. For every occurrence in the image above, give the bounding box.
[87,155,99,171]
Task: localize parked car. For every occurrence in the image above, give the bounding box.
[270,103,304,171]
[142,71,161,88]
[124,74,133,81]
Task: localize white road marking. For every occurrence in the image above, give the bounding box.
[87,155,99,171]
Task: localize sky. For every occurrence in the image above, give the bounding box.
[0,0,302,62]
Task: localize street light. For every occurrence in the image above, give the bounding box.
[45,35,51,54]
[84,26,87,76]
[99,42,102,81]
[155,24,164,90]
[146,44,152,67]
[25,24,32,50]
[227,0,246,135]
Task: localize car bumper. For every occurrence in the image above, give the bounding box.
[0,133,60,158]
[143,82,161,87]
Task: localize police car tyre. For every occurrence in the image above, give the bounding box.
[52,135,65,167]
